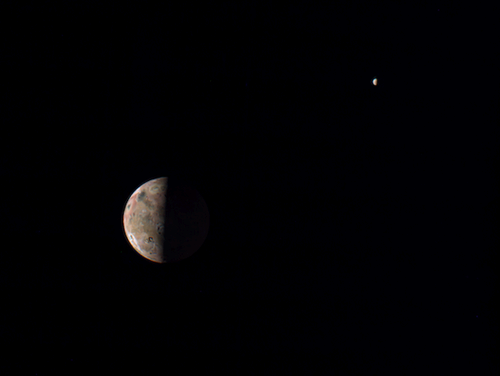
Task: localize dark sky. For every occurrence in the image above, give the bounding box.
[1,2,497,375]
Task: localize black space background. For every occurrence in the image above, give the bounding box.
[0,2,498,375]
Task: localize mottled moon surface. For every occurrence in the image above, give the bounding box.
[123,177,210,263]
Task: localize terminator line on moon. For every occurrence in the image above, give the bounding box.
[123,177,210,263]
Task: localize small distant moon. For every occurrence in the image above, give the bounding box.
[123,177,210,263]
[372,78,378,86]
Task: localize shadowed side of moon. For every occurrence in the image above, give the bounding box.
[123,177,210,263]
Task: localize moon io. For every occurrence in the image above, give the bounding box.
[123,177,210,263]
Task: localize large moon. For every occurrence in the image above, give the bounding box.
[123,177,210,263]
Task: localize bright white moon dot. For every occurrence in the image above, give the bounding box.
[372,78,378,86]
